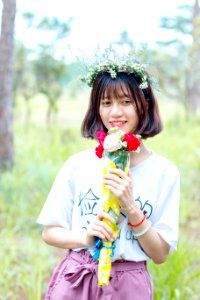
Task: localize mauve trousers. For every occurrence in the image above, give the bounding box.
[45,249,153,300]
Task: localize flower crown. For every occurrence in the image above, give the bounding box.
[82,61,148,89]
[95,127,140,158]
[80,47,159,90]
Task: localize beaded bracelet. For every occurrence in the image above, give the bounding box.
[127,213,146,228]
[131,220,152,239]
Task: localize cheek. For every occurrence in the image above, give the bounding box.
[99,107,107,121]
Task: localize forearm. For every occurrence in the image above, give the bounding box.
[126,206,170,264]
[42,226,88,250]
[137,226,170,264]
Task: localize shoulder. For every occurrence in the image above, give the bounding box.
[152,152,179,173]
[67,148,98,163]
[61,148,99,170]
[150,152,180,181]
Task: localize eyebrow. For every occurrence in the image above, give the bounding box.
[102,93,130,100]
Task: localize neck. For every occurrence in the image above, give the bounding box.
[130,140,151,167]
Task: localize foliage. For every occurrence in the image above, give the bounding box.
[157,1,200,114]
[37,16,72,40]
[148,236,200,300]
[33,46,68,122]
[14,42,37,110]
[14,14,72,123]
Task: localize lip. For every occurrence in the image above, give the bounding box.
[109,121,127,128]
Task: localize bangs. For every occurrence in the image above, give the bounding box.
[99,74,132,100]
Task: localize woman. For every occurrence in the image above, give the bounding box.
[37,58,180,300]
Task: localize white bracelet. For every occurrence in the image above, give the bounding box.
[132,220,152,238]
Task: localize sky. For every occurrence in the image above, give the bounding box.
[1,0,192,57]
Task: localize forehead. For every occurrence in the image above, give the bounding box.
[101,80,131,99]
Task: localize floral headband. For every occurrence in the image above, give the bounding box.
[80,47,159,90]
[81,61,148,89]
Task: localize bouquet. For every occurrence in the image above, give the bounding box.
[94,127,140,286]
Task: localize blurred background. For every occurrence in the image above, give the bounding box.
[0,0,200,299]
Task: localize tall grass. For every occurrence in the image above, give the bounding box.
[148,236,200,300]
[0,100,200,299]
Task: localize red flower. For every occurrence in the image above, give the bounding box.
[95,144,104,158]
[123,133,140,151]
[97,130,107,145]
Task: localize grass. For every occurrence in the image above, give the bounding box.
[148,236,200,300]
[0,96,200,299]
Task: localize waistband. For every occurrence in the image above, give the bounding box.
[63,250,147,288]
[68,249,146,272]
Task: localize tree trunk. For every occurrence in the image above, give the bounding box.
[0,0,16,169]
[187,0,200,114]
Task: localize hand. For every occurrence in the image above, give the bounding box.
[85,212,115,248]
[103,168,135,212]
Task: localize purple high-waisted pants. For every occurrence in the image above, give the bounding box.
[45,249,153,300]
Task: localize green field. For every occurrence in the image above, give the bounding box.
[1,94,200,299]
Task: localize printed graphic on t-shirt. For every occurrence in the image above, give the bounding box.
[78,188,153,244]
[78,188,100,217]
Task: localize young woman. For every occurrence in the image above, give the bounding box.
[37,60,180,300]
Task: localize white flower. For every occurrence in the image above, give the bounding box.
[103,133,121,152]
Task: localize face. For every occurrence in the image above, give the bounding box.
[99,84,139,134]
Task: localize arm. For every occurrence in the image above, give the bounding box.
[125,208,170,264]
[104,168,171,264]
[42,212,115,250]
[42,226,88,249]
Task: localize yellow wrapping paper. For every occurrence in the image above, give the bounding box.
[94,127,140,286]
[97,150,130,286]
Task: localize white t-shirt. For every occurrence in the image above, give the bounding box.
[37,148,180,262]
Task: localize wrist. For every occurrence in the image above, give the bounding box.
[83,233,95,248]
[73,231,90,248]
[120,202,137,215]
[127,208,145,226]
[128,212,146,228]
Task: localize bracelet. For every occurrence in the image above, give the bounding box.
[131,220,152,239]
[128,213,146,228]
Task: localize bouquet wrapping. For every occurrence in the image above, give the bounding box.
[94,127,140,286]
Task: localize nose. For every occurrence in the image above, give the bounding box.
[110,102,122,117]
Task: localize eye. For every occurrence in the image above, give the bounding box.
[122,98,132,105]
[101,100,111,106]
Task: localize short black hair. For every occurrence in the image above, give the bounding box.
[81,72,162,139]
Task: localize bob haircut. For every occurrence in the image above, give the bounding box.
[81,72,163,139]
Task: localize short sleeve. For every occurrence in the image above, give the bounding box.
[37,156,75,230]
[153,170,180,252]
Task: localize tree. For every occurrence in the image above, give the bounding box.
[158,0,200,114]
[14,42,37,122]
[33,45,68,123]
[187,0,200,113]
[18,15,71,123]
[0,0,16,169]
[114,30,134,49]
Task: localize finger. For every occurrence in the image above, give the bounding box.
[93,220,115,237]
[97,212,115,223]
[91,217,115,238]
[105,184,120,196]
[108,168,127,179]
[104,174,123,184]
[104,179,126,190]
[89,225,114,241]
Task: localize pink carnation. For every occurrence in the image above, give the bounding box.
[95,144,104,158]
[97,130,107,145]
